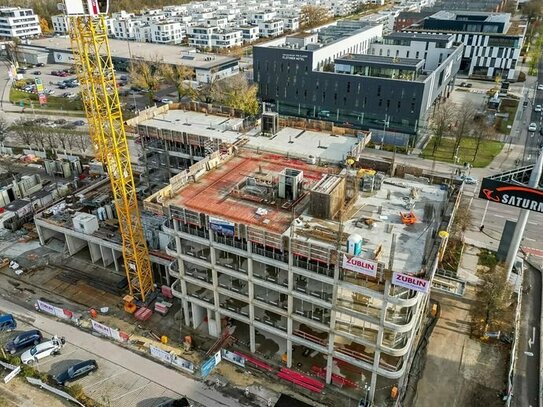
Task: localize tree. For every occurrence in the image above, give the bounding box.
[160,64,195,102]
[10,119,36,148]
[211,74,259,116]
[451,102,475,160]
[0,115,9,147]
[429,100,454,154]
[478,265,512,328]
[39,17,51,34]
[472,120,495,160]
[522,0,543,19]
[128,59,162,105]
[300,5,331,29]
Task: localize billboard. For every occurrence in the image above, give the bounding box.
[38,93,47,106]
[479,178,543,213]
[222,349,245,367]
[209,216,235,237]
[200,350,221,378]
[392,272,430,293]
[342,254,378,277]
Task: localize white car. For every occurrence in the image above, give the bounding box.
[535,105,542,112]
[528,122,537,132]
[20,336,65,364]
[538,84,543,91]
[160,98,173,104]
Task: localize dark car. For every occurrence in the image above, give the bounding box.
[58,84,67,89]
[33,71,41,75]
[156,398,191,407]
[73,120,85,126]
[0,314,17,332]
[16,68,27,74]
[4,330,42,354]
[54,360,98,386]
[36,63,45,67]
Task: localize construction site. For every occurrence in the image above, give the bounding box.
[0,1,464,406]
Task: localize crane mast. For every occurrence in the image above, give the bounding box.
[65,5,154,301]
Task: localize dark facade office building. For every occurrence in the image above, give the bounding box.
[253,22,463,144]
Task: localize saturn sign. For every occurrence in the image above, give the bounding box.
[342,254,377,277]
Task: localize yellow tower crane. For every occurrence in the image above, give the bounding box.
[62,0,154,301]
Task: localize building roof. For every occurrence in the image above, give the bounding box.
[138,109,245,144]
[385,31,453,42]
[28,37,239,70]
[291,176,447,274]
[337,54,424,70]
[164,150,327,234]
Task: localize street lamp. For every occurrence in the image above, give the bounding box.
[381,116,390,149]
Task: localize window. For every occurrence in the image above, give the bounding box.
[378,99,383,107]
[377,85,381,97]
[397,101,401,110]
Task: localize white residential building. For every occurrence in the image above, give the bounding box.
[0,7,41,39]
[282,16,299,32]
[134,24,152,42]
[258,19,284,37]
[241,25,259,43]
[150,21,185,44]
[211,29,243,48]
[187,25,218,48]
[51,15,69,35]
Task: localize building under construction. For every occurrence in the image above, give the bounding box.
[144,140,451,405]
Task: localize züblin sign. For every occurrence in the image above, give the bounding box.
[479,178,543,213]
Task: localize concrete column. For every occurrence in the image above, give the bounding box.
[247,256,256,353]
[505,148,543,277]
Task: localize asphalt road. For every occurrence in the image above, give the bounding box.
[523,55,543,165]
[514,264,541,407]
[0,296,243,407]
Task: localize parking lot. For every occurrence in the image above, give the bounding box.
[4,318,183,407]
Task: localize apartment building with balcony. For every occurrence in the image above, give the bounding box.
[0,7,40,39]
[150,21,185,45]
[258,19,284,37]
[241,25,260,43]
[144,143,451,406]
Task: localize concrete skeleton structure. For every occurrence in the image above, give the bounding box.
[142,142,452,405]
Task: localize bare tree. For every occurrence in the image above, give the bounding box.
[300,5,331,28]
[451,102,475,160]
[160,64,196,102]
[74,131,90,153]
[478,264,512,329]
[472,120,495,160]
[10,119,36,148]
[429,100,454,154]
[0,115,9,147]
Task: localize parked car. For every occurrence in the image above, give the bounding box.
[0,314,17,332]
[156,398,191,407]
[535,105,542,112]
[54,360,98,386]
[44,89,55,95]
[4,330,43,354]
[36,63,45,67]
[54,118,67,125]
[66,93,77,99]
[73,120,85,126]
[20,336,65,364]
[528,122,537,132]
[16,68,27,74]
[538,84,543,91]
[463,176,478,185]
[33,71,41,75]
[160,98,173,104]
[58,84,67,90]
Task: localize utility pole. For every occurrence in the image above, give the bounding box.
[504,148,543,278]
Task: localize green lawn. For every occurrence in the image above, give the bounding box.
[421,136,504,168]
[10,87,83,112]
[496,99,519,135]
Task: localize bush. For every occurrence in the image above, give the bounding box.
[517,71,526,82]
[67,384,85,399]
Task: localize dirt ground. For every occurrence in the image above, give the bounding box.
[0,377,71,407]
[413,288,508,407]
